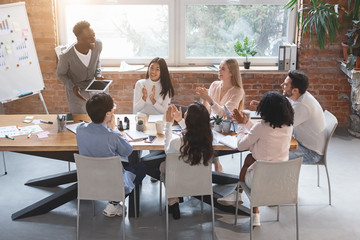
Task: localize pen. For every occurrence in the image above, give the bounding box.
[16,125,21,131]
[27,132,32,139]
[40,120,53,124]
[5,135,14,140]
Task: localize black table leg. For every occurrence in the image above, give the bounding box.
[25,170,77,187]
[11,183,78,220]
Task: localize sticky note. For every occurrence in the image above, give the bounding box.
[25,116,34,119]
[22,29,29,36]
[5,43,11,54]
[13,22,20,31]
[23,119,32,123]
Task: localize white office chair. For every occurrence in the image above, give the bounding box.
[161,153,215,240]
[236,157,303,240]
[305,110,338,205]
[74,153,133,240]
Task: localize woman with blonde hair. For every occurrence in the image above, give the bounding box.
[196,58,245,172]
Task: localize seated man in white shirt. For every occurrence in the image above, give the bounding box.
[280,70,326,163]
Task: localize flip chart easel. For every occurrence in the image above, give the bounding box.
[0,2,48,114]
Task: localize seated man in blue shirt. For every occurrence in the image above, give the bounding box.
[76,93,145,217]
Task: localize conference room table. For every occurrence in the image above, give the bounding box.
[0,114,298,220]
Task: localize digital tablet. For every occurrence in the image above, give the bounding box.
[85,80,112,92]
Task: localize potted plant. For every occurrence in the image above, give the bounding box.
[285,0,341,50]
[346,20,360,70]
[136,119,144,132]
[212,115,223,132]
[234,36,257,69]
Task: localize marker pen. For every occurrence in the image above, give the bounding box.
[27,132,32,139]
[5,135,14,140]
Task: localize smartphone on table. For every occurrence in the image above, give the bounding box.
[145,135,156,143]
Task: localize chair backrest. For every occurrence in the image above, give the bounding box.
[322,110,338,162]
[165,153,212,198]
[74,153,125,202]
[250,157,303,207]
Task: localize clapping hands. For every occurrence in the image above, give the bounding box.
[231,109,249,124]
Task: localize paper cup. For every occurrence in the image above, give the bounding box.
[155,120,164,135]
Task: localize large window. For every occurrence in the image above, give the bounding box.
[56,0,295,66]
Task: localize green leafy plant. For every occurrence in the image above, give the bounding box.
[137,120,144,125]
[234,36,257,62]
[284,0,360,50]
[212,115,223,125]
[346,20,360,70]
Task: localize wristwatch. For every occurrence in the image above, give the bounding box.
[209,101,214,106]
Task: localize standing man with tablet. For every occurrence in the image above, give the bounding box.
[57,21,105,114]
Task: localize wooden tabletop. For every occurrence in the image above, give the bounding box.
[0,114,297,152]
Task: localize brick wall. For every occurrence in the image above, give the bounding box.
[2,0,352,125]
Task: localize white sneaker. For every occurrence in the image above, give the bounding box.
[103,203,126,217]
[217,190,244,206]
[252,213,261,227]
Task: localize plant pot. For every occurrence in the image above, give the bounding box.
[244,61,251,69]
[214,123,222,132]
[136,123,144,132]
[356,56,360,70]
[222,120,231,134]
[341,42,349,62]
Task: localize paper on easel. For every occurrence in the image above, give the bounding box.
[119,61,145,72]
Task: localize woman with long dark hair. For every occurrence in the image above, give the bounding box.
[133,57,174,114]
[217,91,294,227]
[159,103,214,219]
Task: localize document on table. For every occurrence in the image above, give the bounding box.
[0,125,43,138]
[212,130,238,149]
[124,130,148,141]
[148,115,164,123]
[66,122,82,134]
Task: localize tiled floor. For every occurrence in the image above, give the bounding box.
[0,127,359,240]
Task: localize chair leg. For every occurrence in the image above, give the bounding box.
[324,165,332,205]
[166,198,169,240]
[92,201,95,216]
[295,203,299,240]
[77,199,80,240]
[159,180,162,215]
[250,209,253,240]
[201,195,204,214]
[123,202,126,240]
[277,205,280,221]
[2,151,7,175]
[211,194,215,240]
[240,152,243,169]
[234,182,240,225]
[317,165,320,187]
[134,187,137,219]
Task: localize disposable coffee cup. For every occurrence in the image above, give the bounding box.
[57,115,66,132]
[155,120,164,135]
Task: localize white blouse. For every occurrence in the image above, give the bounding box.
[133,78,171,114]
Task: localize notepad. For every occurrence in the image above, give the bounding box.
[124,130,148,141]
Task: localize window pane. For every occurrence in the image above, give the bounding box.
[64,4,169,59]
[185,5,289,58]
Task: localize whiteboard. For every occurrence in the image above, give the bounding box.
[0,2,44,103]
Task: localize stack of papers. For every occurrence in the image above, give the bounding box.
[124,130,148,141]
[148,115,164,123]
[119,61,145,72]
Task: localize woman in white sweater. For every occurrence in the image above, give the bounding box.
[133,57,174,114]
[217,91,294,227]
[159,103,214,219]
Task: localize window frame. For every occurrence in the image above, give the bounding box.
[56,0,296,67]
